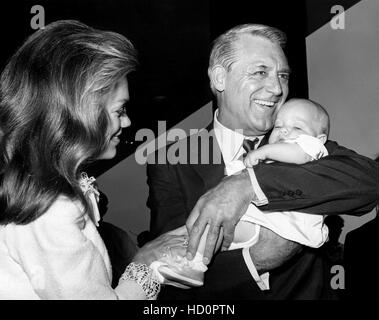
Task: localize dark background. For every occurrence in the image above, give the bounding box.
[0,0,360,176]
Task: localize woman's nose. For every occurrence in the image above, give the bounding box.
[121,114,131,128]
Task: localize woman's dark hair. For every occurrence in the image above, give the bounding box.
[0,20,138,224]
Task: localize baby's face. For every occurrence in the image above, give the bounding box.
[269,100,320,143]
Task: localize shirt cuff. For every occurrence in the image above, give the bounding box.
[242,247,270,291]
[246,167,268,206]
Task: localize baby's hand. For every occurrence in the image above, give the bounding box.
[243,150,266,167]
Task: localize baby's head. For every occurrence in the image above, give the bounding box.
[269,98,330,144]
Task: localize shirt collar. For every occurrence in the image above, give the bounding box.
[213,109,264,164]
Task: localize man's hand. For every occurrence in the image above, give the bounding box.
[186,169,253,264]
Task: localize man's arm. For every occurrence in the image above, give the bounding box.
[148,157,301,273]
[187,141,379,262]
[255,141,379,214]
[185,169,303,267]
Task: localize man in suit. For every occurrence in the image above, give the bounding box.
[146,24,379,299]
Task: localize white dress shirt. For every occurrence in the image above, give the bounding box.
[213,110,270,290]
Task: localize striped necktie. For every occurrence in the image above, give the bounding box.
[242,138,259,158]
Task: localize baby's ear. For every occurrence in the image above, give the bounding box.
[317,134,327,144]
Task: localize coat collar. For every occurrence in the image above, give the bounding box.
[187,122,270,190]
[188,123,225,190]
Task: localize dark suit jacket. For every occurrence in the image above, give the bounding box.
[146,125,379,299]
[343,213,379,300]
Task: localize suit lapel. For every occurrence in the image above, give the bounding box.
[187,123,270,191]
[189,123,225,191]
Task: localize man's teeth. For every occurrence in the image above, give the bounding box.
[254,100,275,107]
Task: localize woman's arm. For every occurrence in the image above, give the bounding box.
[5,196,149,299]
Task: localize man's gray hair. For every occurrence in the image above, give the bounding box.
[208,24,287,90]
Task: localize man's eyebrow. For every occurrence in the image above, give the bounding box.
[254,63,268,69]
[279,67,292,74]
[246,63,268,72]
[250,64,292,73]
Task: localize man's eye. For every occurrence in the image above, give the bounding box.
[294,127,302,130]
[253,71,266,76]
[279,73,290,80]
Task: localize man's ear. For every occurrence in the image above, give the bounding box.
[317,134,327,144]
[209,65,226,92]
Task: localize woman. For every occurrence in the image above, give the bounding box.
[0,20,186,299]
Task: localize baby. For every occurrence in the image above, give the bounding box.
[231,98,330,250]
[151,98,330,289]
[244,98,329,167]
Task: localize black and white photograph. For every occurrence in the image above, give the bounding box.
[0,0,378,311]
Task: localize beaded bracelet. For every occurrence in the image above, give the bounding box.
[120,262,161,300]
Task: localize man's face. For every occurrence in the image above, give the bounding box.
[217,34,290,136]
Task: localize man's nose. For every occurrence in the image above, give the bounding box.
[266,75,282,96]
[121,114,131,128]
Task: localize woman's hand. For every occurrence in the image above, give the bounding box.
[132,226,189,266]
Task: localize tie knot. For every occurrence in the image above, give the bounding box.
[242,138,259,153]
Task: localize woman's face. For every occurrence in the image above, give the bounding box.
[98,77,131,160]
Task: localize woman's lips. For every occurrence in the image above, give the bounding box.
[111,135,120,143]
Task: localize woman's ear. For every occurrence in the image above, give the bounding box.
[209,65,226,92]
[317,133,327,144]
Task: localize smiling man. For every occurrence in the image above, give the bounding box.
[212,32,290,137]
[146,24,379,299]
